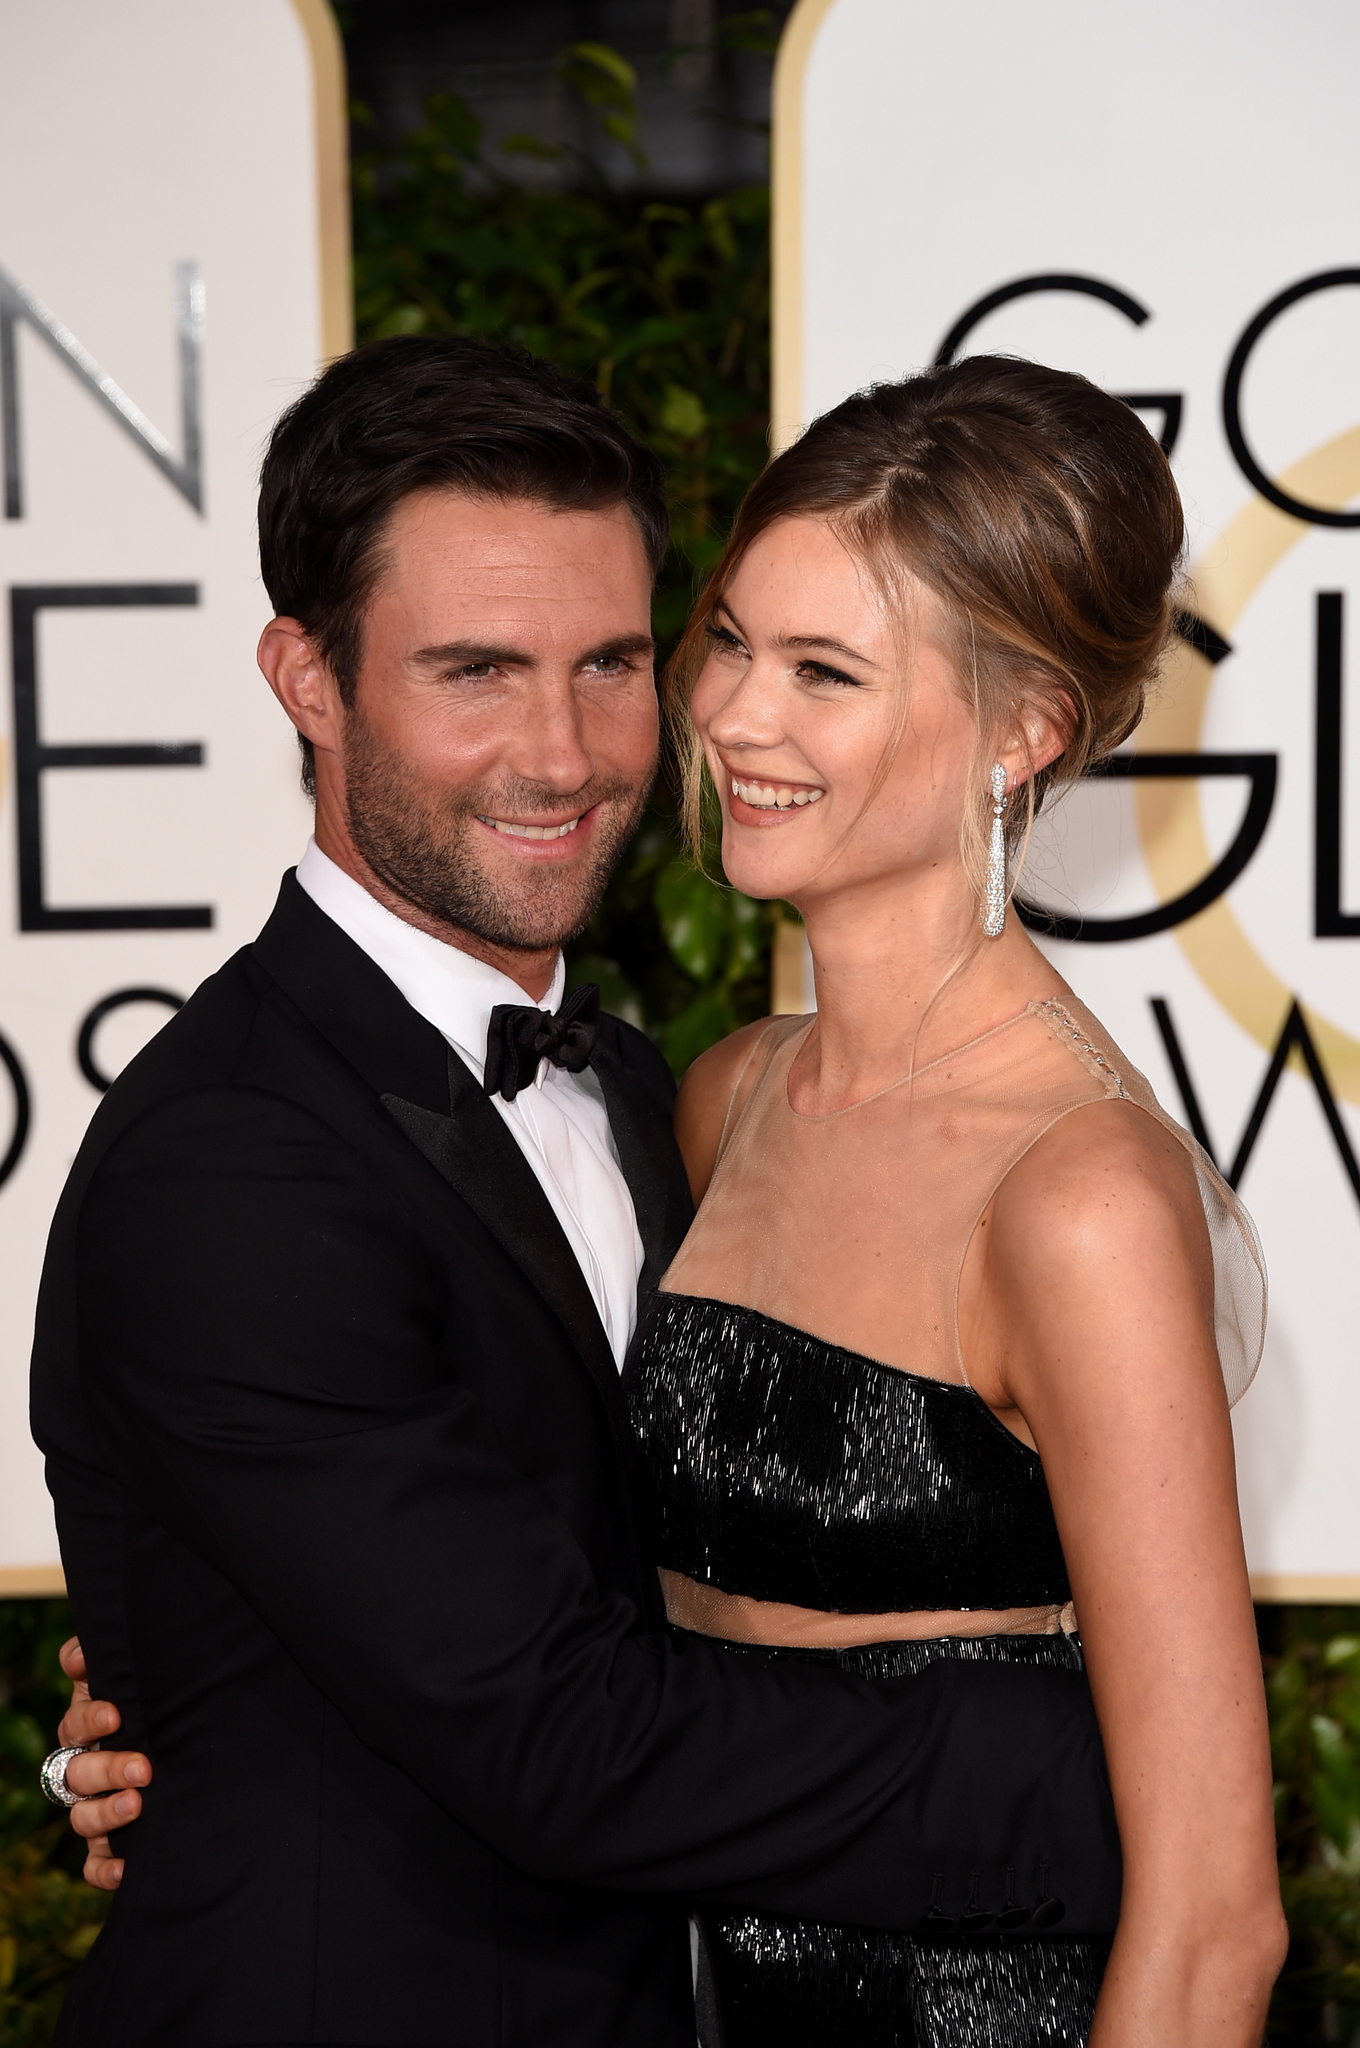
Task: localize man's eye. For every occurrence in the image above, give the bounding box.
[448,663,497,681]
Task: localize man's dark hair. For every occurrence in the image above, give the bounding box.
[258,336,669,792]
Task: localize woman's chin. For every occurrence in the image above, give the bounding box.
[719,839,810,904]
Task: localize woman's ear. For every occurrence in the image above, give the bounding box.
[998,688,1071,789]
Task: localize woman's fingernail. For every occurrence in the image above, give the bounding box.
[114,1793,137,1817]
[96,1707,115,1730]
[126,1761,148,1784]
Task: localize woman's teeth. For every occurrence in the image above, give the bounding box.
[731,779,825,811]
[482,815,582,840]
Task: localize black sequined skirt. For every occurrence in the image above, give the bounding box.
[700,1632,1111,2048]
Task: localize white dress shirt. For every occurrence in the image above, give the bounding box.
[296,839,645,1370]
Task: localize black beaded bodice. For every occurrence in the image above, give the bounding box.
[624,1292,1071,1614]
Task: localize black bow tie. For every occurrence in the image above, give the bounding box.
[483,983,601,1103]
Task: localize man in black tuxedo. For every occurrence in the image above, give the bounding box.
[32,339,1115,2048]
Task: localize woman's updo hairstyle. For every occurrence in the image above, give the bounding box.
[667,354,1185,893]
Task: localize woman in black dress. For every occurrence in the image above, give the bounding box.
[624,356,1283,2045]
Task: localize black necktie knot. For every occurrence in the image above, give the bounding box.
[484,983,600,1102]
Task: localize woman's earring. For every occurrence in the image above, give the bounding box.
[983,763,1008,937]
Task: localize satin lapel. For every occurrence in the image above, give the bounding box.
[382,1051,629,1427]
[589,1029,693,1296]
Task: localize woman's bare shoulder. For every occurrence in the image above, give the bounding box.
[991,1097,1212,1307]
[674,1017,784,1205]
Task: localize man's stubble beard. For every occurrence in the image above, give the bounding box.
[341,706,655,952]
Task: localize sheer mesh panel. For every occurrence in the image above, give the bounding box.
[664,994,1265,1410]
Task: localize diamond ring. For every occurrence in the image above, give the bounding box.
[40,1744,96,1807]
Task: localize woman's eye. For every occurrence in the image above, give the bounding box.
[704,621,748,657]
[798,661,860,687]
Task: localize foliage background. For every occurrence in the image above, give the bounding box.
[0,25,1355,2047]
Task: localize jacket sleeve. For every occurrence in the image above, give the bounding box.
[72,1084,1119,1933]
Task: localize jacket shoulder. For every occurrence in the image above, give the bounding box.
[596,1011,677,1109]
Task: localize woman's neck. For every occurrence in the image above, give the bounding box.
[793,867,1053,1111]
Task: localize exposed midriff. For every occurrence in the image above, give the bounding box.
[660,1568,1073,1647]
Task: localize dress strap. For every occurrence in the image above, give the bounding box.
[713,1015,807,1170]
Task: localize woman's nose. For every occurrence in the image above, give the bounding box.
[705,658,784,752]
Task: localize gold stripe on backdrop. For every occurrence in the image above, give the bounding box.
[0,1565,66,1596]
[3,1566,1354,1602]
[770,0,838,455]
[288,0,354,363]
[1252,1576,1360,1604]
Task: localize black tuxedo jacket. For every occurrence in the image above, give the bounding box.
[31,874,1119,2048]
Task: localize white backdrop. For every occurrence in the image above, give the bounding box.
[0,0,347,1586]
[773,0,1360,1596]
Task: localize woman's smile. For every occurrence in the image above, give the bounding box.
[725,772,827,822]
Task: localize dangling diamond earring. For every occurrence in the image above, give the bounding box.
[983,763,1008,937]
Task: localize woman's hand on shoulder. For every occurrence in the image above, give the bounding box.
[673,1019,776,1206]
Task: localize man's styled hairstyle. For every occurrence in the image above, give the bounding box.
[258,336,670,792]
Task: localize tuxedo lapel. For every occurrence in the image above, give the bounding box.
[254,876,627,1426]
[589,1024,693,1296]
[383,1052,628,1427]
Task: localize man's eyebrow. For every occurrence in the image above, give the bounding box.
[409,633,655,669]
[582,632,656,662]
[411,640,534,669]
[713,599,880,669]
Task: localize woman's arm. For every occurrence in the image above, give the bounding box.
[969,1101,1285,2046]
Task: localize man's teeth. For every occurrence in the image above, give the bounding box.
[482,815,583,840]
[731,779,825,810]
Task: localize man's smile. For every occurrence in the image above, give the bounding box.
[473,803,601,857]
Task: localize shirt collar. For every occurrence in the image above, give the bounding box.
[295,838,564,1082]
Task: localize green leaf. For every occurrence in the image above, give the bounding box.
[371,303,427,339]
[501,133,567,163]
[725,891,765,982]
[1312,1714,1349,1766]
[711,9,781,56]
[0,1709,46,1767]
[659,385,709,442]
[420,90,484,157]
[655,860,729,983]
[662,989,736,1074]
[560,41,638,101]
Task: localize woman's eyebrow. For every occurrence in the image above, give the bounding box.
[780,633,881,667]
[713,599,880,670]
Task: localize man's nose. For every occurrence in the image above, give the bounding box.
[509,677,595,792]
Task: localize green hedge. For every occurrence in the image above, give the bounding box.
[0,1603,108,2045]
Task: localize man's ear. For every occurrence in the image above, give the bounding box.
[257,618,344,764]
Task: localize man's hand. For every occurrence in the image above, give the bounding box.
[56,1637,152,1890]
